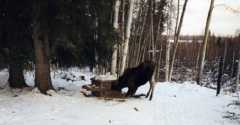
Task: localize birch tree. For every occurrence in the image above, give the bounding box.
[111,0,121,75]
[196,0,215,85]
[165,0,174,81]
[165,0,180,81]
[168,0,188,81]
[120,0,135,75]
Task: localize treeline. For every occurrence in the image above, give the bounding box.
[171,35,240,68]
[0,0,238,94]
[0,0,169,93]
[128,34,240,82]
[0,0,118,93]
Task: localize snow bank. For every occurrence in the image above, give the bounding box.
[0,69,239,125]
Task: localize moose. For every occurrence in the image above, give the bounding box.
[112,60,155,100]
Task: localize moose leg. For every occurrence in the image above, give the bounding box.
[149,81,155,100]
[125,79,137,97]
[126,81,138,97]
[146,81,152,98]
[146,87,152,98]
[126,87,137,97]
[146,80,155,101]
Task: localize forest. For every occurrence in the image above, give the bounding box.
[0,0,240,125]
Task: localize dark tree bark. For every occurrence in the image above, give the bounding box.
[8,59,28,88]
[33,27,53,94]
[216,57,223,96]
[3,47,28,88]
[33,31,53,93]
[8,64,25,88]
[32,0,53,94]
[216,40,227,96]
[236,55,240,92]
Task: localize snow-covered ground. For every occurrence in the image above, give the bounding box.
[0,68,239,125]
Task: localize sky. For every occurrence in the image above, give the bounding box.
[181,0,240,36]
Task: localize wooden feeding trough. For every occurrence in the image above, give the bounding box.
[81,78,125,99]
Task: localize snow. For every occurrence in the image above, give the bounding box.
[0,68,239,125]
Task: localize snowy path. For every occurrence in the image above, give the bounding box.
[0,69,239,125]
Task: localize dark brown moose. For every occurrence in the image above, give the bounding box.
[112,60,155,100]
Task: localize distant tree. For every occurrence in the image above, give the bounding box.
[235,29,240,36]
[216,56,223,96]
[236,56,240,92]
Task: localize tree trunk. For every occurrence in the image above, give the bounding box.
[173,0,180,41]
[8,62,28,88]
[236,57,240,92]
[4,47,27,88]
[120,0,135,75]
[149,0,156,81]
[33,25,53,94]
[231,51,235,78]
[165,41,171,81]
[111,0,121,75]
[196,0,215,85]
[216,57,223,96]
[168,0,189,81]
[195,43,201,79]
[165,0,174,81]
[135,3,148,66]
